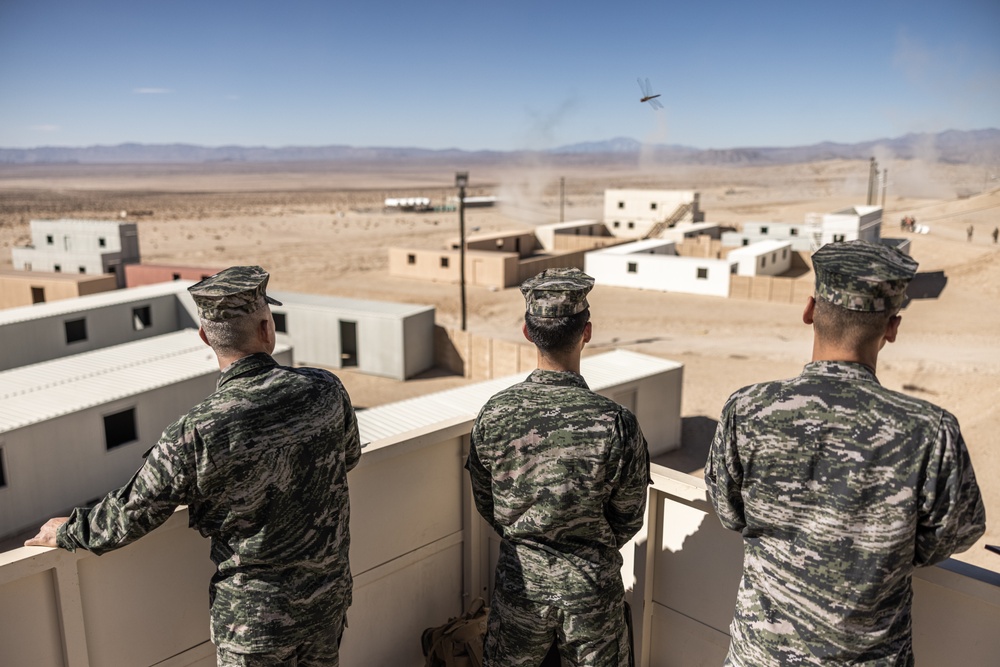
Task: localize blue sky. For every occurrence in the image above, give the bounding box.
[1,0,998,151]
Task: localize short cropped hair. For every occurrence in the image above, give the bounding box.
[813,298,896,348]
[524,308,590,355]
[201,307,267,357]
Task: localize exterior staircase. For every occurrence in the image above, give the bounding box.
[644,203,692,239]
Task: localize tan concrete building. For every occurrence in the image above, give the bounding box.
[0,269,118,309]
[389,221,622,289]
[125,263,223,287]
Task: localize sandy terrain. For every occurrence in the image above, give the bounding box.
[1,157,997,569]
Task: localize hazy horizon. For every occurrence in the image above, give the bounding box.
[2,1,998,152]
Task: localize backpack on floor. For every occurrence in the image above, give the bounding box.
[421,598,488,667]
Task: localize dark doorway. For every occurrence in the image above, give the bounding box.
[31,286,45,304]
[340,320,358,367]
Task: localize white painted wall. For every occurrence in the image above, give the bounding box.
[821,206,882,245]
[586,243,733,297]
[604,190,697,239]
[727,240,793,277]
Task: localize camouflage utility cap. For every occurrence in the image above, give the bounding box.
[188,266,283,321]
[521,267,594,317]
[812,240,918,312]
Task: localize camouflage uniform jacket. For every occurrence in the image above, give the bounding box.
[58,352,362,653]
[705,361,985,666]
[466,369,650,609]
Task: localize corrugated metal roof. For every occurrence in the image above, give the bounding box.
[357,349,681,447]
[0,281,192,325]
[0,331,291,433]
[269,291,433,317]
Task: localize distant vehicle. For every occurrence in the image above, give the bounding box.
[638,77,663,110]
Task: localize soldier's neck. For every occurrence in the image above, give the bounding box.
[811,337,880,375]
[536,350,581,374]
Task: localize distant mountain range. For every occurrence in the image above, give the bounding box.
[1,129,997,166]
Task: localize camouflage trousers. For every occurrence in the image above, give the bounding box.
[483,589,632,667]
[215,612,345,667]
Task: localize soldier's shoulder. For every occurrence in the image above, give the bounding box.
[880,384,954,426]
[723,377,793,409]
[285,364,342,385]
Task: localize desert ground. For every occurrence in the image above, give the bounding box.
[1,157,997,569]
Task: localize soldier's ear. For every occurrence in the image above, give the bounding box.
[582,321,593,345]
[198,326,210,347]
[884,314,902,344]
[802,297,816,325]
[522,322,533,343]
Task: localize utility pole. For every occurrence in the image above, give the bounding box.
[867,157,878,206]
[455,171,469,332]
[560,177,565,222]
[881,168,888,209]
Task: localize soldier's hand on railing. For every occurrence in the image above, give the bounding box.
[24,517,69,548]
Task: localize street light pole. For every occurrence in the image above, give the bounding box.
[456,171,468,332]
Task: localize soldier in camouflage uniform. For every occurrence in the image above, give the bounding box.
[705,240,986,666]
[26,266,362,667]
[465,268,650,667]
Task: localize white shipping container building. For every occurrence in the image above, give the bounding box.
[268,291,435,380]
[0,281,199,372]
[722,206,885,250]
[11,219,141,288]
[0,330,294,541]
[723,220,818,251]
[0,281,435,381]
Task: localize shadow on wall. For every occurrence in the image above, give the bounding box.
[907,271,948,300]
[652,416,719,475]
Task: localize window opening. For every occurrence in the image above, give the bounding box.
[132,305,152,331]
[104,408,138,450]
[339,321,358,367]
[65,318,87,343]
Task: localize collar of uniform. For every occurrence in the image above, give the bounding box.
[801,360,880,384]
[218,352,278,388]
[526,368,590,389]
